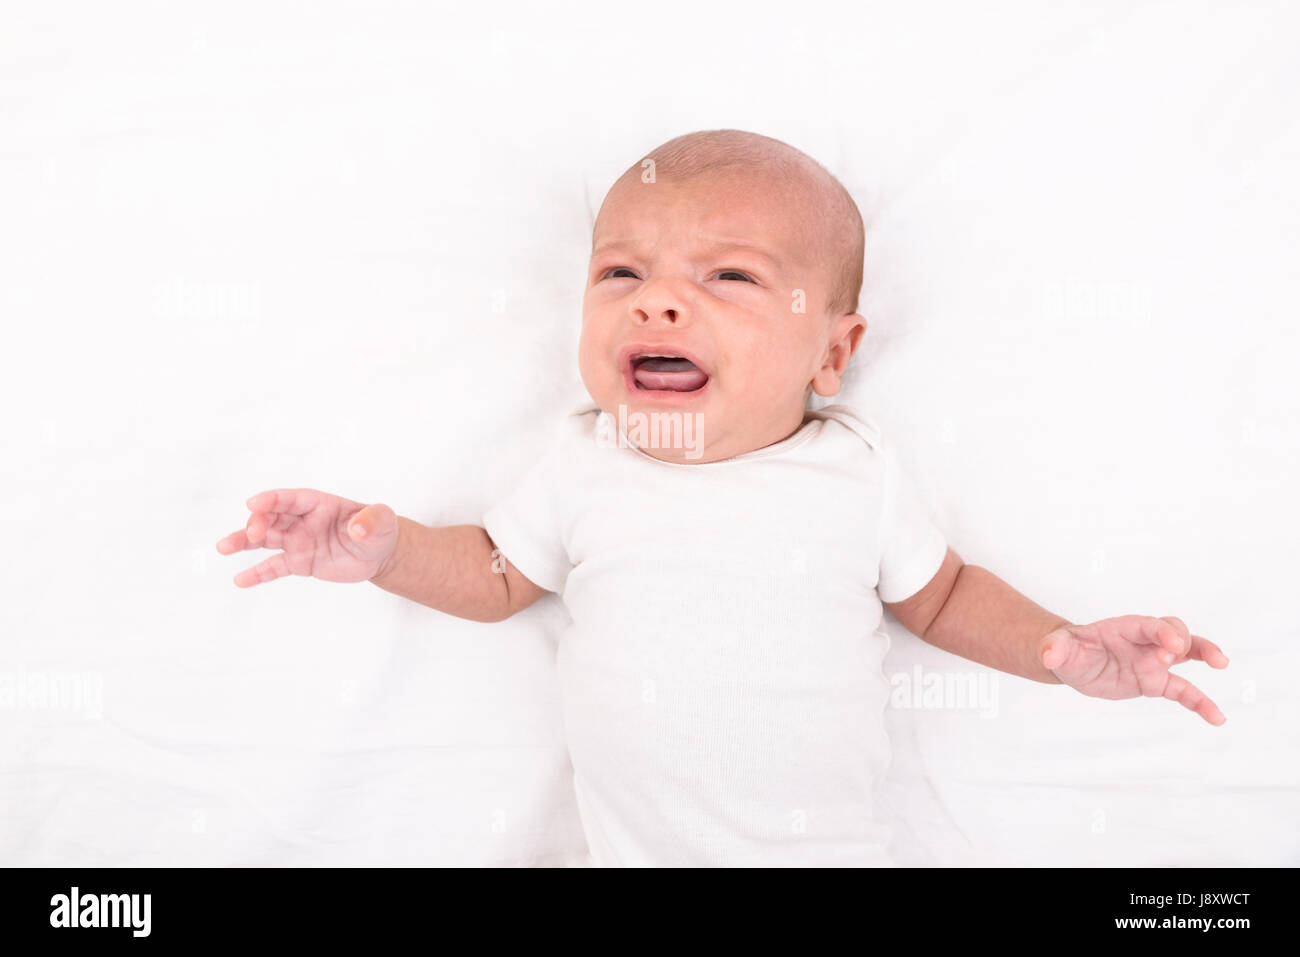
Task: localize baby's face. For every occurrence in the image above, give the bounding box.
[580,166,864,464]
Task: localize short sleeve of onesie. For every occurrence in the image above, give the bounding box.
[874,438,948,604]
[480,412,587,595]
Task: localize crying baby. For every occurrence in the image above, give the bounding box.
[218,128,1229,867]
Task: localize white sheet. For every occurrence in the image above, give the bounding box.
[3,0,1296,866]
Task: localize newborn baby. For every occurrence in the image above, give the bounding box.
[217,129,1230,867]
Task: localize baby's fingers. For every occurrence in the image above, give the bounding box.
[1161,671,1226,726]
[244,510,298,547]
[245,488,323,517]
[1182,635,1230,669]
[218,510,297,555]
[233,552,293,588]
[216,528,253,554]
[216,523,288,554]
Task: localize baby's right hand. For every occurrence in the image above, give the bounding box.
[216,489,399,587]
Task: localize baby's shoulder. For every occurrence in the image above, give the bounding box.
[556,401,607,445]
[807,403,885,452]
[532,401,611,464]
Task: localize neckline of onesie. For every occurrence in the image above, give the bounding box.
[608,412,823,469]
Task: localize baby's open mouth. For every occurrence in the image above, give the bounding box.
[630,354,710,392]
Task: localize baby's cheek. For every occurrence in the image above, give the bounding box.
[751,330,811,381]
[576,336,610,396]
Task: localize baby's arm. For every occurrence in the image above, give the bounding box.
[368,517,548,622]
[216,489,548,623]
[884,547,1230,724]
[884,547,1069,684]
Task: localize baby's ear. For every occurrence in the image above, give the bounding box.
[811,313,867,396]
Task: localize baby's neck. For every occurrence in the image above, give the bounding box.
[618,404,812,466]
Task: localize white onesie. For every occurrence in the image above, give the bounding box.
[482,402,947,866]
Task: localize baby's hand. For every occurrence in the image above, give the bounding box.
[1039,615,1229,725]
[215,489,399,587]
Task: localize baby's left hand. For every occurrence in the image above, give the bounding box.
[1040,615,1230,725]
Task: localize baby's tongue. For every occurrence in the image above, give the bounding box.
[633,357,708,392]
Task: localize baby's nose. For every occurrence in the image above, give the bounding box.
[637,306,679,324]
[629,276,692,326]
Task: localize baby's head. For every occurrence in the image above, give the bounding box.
[580,129,867,464]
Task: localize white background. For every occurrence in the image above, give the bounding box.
[2,0,1296,865]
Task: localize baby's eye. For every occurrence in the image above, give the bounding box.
[603,267,639,280]
[715,270,755,283]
